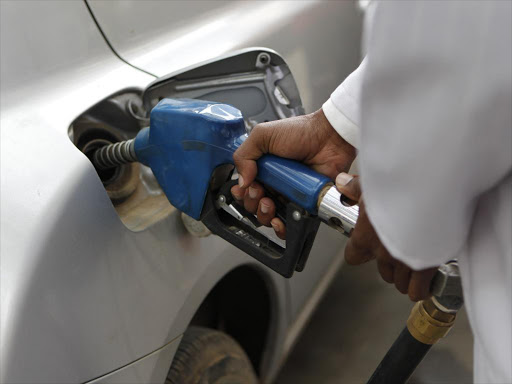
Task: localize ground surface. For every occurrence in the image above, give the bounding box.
[277,261,473,384]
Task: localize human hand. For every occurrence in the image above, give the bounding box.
[336,173,438,301]
[231,108,356,239]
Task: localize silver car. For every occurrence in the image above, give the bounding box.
[0,1,362,383]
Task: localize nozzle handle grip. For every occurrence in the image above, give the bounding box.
[253,154,331,214]
[135,98,333,219]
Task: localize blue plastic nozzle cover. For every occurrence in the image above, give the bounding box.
[134,99,331,220]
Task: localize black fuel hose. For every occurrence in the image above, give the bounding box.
[367,262,463,384]
[367,327,432,384]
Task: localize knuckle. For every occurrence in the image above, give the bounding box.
[231,190,243,200]
[252,124,274,150]
[344,255,356,265]
[409,292,423,302]
[381,273,393,283]
[379,268,393,283]
[243,200,253,212]
[397,285,408,294]
[249,124,266,141]
[252,121,272,133]
[233,151,243,163]
[277,228,286,240]
[251,123,264,133]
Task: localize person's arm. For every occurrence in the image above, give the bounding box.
[230,59,367,236]
[231,109,356,238]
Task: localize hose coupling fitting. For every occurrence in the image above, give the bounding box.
[317,184,359,235]
[407,298,457,345]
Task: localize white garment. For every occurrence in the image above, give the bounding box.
[322,58,366,148]
[323,1,512,383]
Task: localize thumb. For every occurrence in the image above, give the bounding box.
[233,126,269,188]
[336,173,362,202]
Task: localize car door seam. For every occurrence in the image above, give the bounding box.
[83,0,158,79]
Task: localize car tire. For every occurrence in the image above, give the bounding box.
[166,326,258,384]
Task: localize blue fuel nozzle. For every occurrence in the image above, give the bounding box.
[91,98,358,277]
[133,98,331,220]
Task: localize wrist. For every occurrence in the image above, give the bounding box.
[315,108,356,154]
[311,108,339,139]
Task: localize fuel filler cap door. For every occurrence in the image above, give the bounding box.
[142,48,305,131]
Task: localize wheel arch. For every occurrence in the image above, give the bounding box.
[188,264,280,377]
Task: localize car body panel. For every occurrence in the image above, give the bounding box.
[85,336,181,384]
[0,1,362,383]
[87,0,362,113]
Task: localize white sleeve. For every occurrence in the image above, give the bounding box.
[360,1,512,270]
[322,58,367,149]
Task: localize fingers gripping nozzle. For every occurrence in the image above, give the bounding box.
[92,139,137,170]
[86,98,358,277]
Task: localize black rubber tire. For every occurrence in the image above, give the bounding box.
[166,326,259,384]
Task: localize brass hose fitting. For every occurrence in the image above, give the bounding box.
[407,298,457,345]
[407,262,463,345]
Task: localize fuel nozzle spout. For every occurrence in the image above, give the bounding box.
[92,138,138,170]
